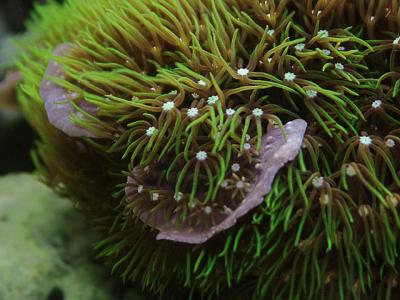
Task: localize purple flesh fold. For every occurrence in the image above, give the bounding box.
[39,44,98,138]
[126,119,307,244]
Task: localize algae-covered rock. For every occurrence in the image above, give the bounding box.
[0,173,146,300]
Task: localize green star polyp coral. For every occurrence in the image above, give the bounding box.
[16,0,400,299]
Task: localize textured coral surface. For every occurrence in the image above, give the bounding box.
[16,0,400,299]
[0,173,148,300]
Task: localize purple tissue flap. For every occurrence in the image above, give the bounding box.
[39,44,98,138]
[125,119,308,244]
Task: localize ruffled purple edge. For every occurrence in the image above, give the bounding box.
[126,119,307,244]
[39,44,98,138]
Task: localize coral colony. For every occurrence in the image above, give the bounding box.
[16,0,400,299]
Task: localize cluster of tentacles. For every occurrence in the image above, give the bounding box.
[14,0,400,299]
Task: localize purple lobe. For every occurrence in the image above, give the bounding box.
[126,119,307,244]
[39,44,98,138]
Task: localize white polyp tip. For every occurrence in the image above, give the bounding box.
[295,43,305,51]
[306,89,318,98]
[192,93,199,99]
[169,90,178,95]
[264,144,272,151]
[207,95,219,105]
[150,87,156,92]
[203,206,212,214]
[174,192,183,202]
[317,30,329,38]
[386,139,396,148]
[146,126,156,137]
[312,176,324,188]
[221,180,228,188]
[393,37,400,45]
[387,195,399,207]
[252,108,263,117]
[246,134,251,141]
[236,181,245,189]
[162,101,175,112]
[371,100,382,109]
[237,68,250,76]
[137,185,144,193]
[231,163,240,172]
[358,205,369,217]
[338,46,346,51]
[284,72,296,81]
[321,194,329,205]
[266,136,275,142]
[197,79,207,87]
[243,143,251,150]
[335,63,345,70]
[322,49,331,55]
[359,136,372,146]
[152,193,159,201]
[267,29,275,36]
[226,108,236,116]
[187,107,199,118]
[196,151,207,161]
[345,165,357,176]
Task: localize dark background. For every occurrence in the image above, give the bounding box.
[0,0,46,175]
